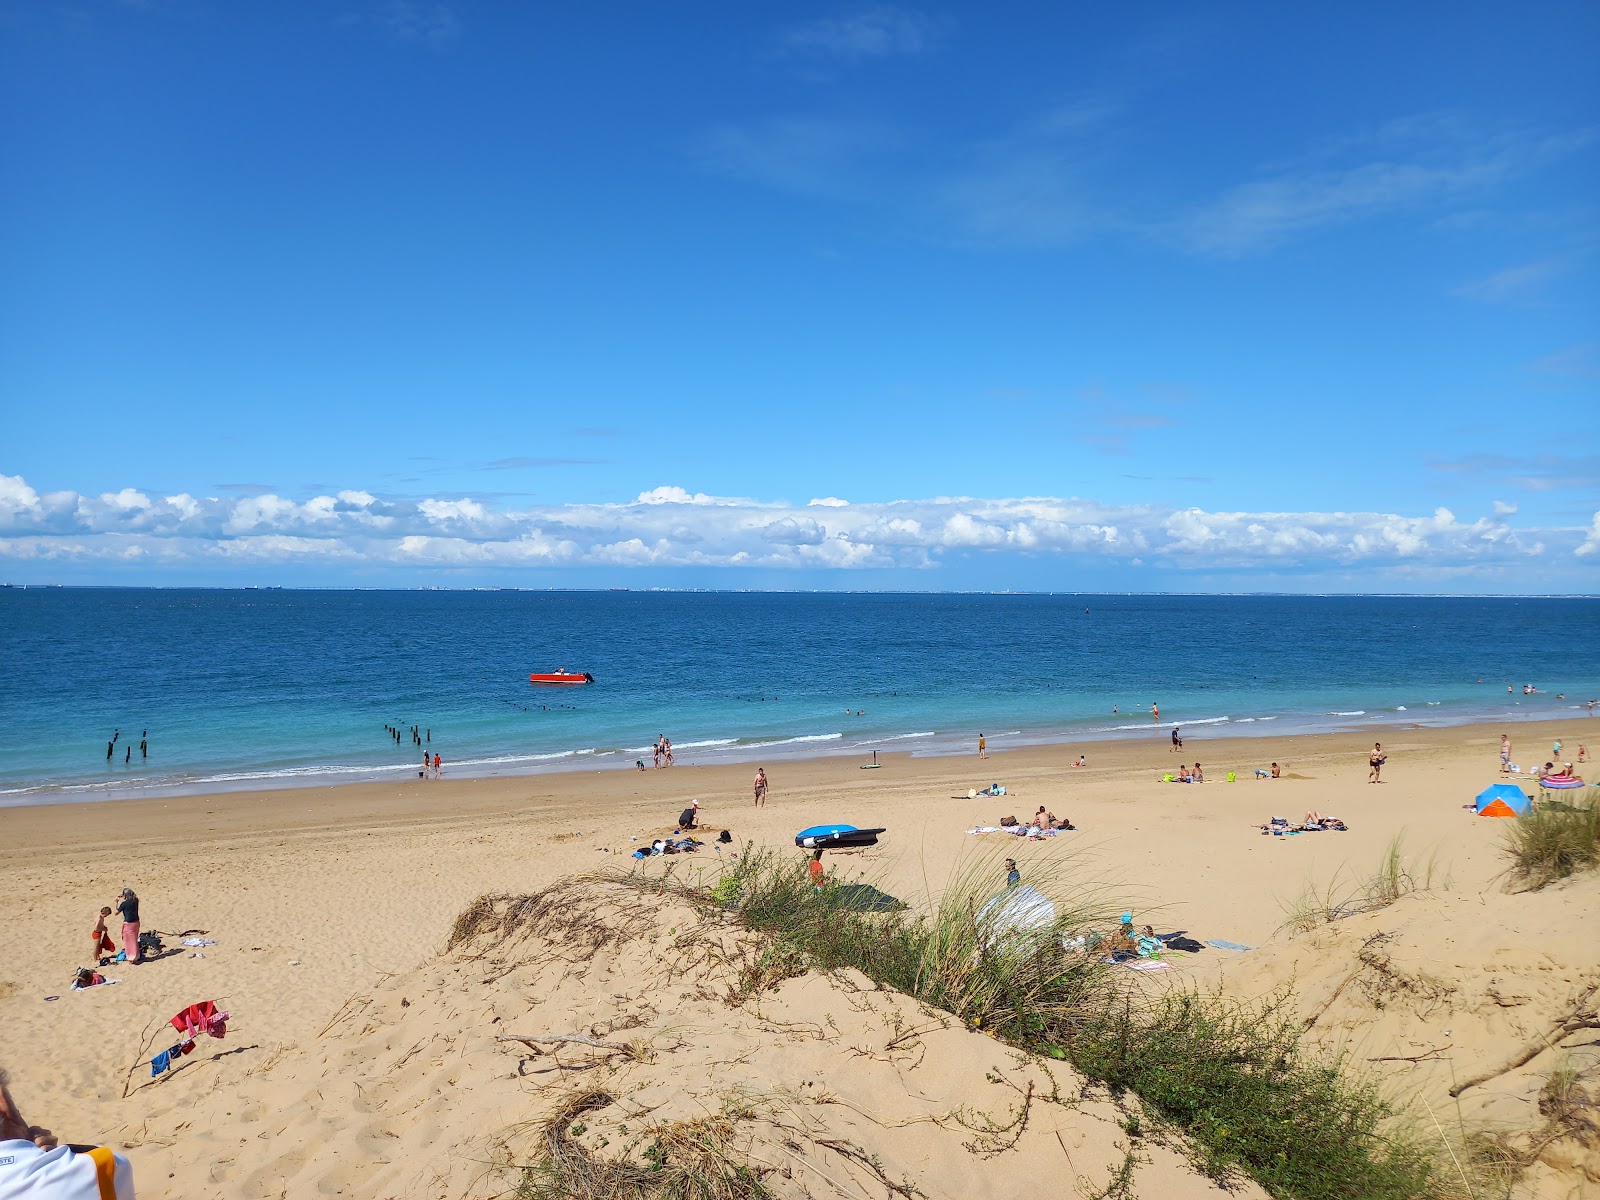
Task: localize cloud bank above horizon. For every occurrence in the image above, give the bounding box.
[2,474,1595,588]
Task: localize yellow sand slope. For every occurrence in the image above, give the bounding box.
[112,877,1266,1200]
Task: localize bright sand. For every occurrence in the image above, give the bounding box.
[1,718,1596,1197]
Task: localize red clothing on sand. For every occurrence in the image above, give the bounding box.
[171,999,230,1039]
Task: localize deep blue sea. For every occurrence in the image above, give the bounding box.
[2,589,1595,806]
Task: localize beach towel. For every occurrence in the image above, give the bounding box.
[1124,960,1173,971]
[1205,939,1254,952]
[151,1049,173,1076]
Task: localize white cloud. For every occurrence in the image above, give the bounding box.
[1576,512,1600,558]
[1493,499,1518,515]
[783,7,935,59]
[1,474,1595,577]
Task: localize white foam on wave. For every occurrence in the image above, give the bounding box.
[856,732,936,746]
[1395,706,1407,711]
[673,738,740,750]
[1326,711,1366,717]
[745,732,844,750]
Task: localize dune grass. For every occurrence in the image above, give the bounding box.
[626,848,1451,1200]
[1279,835,1444,932]
[1502,794,1600,889]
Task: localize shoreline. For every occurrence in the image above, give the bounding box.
[3,702,1592,811]
[2,715,1591,850]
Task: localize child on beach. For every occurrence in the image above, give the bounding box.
[91,907,114,960]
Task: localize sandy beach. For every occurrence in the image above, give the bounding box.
[2,717,1596,1197]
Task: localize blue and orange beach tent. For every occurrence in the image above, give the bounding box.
[1474,784,1531,818]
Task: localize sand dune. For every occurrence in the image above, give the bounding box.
[103,878,1267,1199]
[1207,872,1600,1198]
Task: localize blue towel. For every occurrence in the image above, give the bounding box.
[151,1050,172,1076]
[1205,939,1255,952]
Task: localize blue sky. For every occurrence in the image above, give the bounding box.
[2,1,1596,590]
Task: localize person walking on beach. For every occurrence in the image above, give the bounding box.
[753,767,767,807]
[978,734,987,759]
[1501,733,1511,770]
[115,887,141,963]
[1368,742,1385,784]
[1004,858,1020,888]
[1171,727,1182,752]
[433,752,441,778]
[90,906,114,960]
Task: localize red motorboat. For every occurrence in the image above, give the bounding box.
[529,670,593,686]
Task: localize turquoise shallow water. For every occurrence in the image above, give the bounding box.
[1,589,1595,806]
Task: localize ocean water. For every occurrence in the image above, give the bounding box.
[1,589,1595,806]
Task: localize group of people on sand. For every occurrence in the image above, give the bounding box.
[1171,762,1205,782]
[91,888,142,966]
[1256,811,1347,834]
[996,806,1074,832]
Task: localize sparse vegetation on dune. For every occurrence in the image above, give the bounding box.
[1278,835,1445,932]
[1502,795,1600,889]
[595,849,1457,1200]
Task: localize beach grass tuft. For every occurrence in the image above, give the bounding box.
[1502,794,1600,889]
[512,1089,773,1200]
[1278,835,1443,931]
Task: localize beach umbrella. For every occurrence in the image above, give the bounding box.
[975,884,1056,950]
[1474,783,1531,817]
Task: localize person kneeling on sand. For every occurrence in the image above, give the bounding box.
[0,1072,135,1197]
[677,800,700,829]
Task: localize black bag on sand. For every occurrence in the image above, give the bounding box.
[138,932,164,955]
[718,829,733,843]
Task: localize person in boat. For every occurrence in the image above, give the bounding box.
[677,800,699,829]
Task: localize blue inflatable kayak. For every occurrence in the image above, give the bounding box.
[796,824,886,849]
